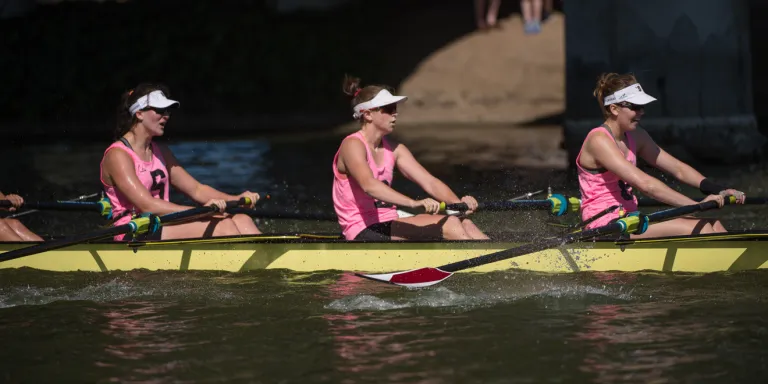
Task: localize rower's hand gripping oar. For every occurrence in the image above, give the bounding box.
[0,198,113,218]
[357,197,735,288]
[0,198,253,263]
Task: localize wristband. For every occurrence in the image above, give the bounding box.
[699,178,727,195]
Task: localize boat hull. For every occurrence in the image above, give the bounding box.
[1,232,768,274]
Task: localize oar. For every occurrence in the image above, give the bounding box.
[357,197,734,288]
[398,190,550,218]
[1,197,112,218]
[5,193,101,219]
[438,194,581,216]
[228,190,564,221]
[0,198,251,263]
[638,196,763,206]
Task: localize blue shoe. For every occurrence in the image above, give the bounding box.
[524,21,541,35]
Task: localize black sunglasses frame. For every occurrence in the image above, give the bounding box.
[616,102,644,112]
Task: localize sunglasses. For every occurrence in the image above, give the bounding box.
[376,104,398,115]
[143,107,171,115]
[617,102,644,112]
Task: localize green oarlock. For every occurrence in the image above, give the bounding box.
[129,215,152,235]
[567,197,581,213]
[97,198,113,219]
[547,194,569,216]
[615,214,641,234]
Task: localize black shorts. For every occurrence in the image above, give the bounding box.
[354,221,393,241]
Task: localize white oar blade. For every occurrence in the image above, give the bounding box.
[357,267,453,288]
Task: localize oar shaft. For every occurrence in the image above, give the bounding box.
[0,198,248,263]
[438,199,728,274]
[439,220,624,273]
[645,199,728,223]
[0,200,104,212]
[639,196,761,206]
[444,194,579,216]
[0,225,132,262]
[5,193,101,219]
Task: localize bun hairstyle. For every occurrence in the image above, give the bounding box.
[342,74,391,117]
[593,73,639,118]
[114,83,170,140]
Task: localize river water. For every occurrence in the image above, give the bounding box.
[1,132,768,382]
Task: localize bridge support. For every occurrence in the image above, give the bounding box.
[563,0,764,165]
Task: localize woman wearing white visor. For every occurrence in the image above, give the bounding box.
[99,83,261,241]
[576,72,746,237]
[332,75,488,241]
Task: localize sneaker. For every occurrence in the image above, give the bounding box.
[524,21,541,35]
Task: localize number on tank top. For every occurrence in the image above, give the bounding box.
[150,169,167,200]
[373,180,396,209]
[618,180,632,200]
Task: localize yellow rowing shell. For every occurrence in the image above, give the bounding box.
[1,231,768,274]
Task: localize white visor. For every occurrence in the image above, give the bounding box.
[603,83,656,106]
[128,90,180,115]
[352,89,408,119]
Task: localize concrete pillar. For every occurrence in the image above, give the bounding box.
[563,0,763,165]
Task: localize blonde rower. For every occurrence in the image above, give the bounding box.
[576,73,746,238]
[332,75,488,241]
[100,84,261,241]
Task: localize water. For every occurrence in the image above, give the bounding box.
[0,269,766,382]
[2,132,768,382]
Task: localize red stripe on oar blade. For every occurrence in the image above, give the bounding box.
[358,267,453,288]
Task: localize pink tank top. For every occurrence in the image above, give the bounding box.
[99,139,170,240]
[576,126,639,229]
[332,131,399,240]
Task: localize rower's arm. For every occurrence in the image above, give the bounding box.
[103,148,192,215]
[339,138,418,208]
[393,144,461,204]
[634,128,705,188]
[159,145,239,204]
[589,133,697,207]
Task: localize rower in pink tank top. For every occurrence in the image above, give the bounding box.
[99,138,170,240]
[332,131,400,240]
[576,125,638,229]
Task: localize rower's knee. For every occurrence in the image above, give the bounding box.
[0,219,22,241]
[217,218,241,236]
[231,214,261,234]
[4,218,23,230]
[711,220,727,233]
[442,216,471,240]
[461,218,490,240]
